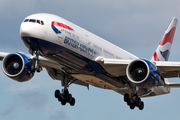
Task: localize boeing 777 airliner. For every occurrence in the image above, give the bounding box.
[1,13,180,110]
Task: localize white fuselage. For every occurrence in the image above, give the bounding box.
[20,13,170,97]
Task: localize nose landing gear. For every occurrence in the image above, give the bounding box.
[30,49,43,73]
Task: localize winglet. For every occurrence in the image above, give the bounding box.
[151,17,178,61]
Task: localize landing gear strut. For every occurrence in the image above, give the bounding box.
[54,72,76,106]
[30,49,42,73]
[124,93,144,110]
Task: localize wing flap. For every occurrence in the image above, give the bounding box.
[154,61,180,78]
[38,59,63,71]
[45,67,89,88]
[95,57,132,77]
[165,82,180,87]
[39,59,89,88]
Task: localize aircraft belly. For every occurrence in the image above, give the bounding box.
[22,37,126,88]
[71,74,118,90]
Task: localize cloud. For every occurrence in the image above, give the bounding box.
[5,71,58,94]
[0,105,15,116]
[15,91,49,110]
[48,111,69,120]
[6,82,42,93]
[0,91,48,116]
[0,1,180,120]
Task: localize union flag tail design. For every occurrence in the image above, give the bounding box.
[151,17,178,61]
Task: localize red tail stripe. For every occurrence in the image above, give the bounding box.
[159,27,176,46]
[153,52,160,61]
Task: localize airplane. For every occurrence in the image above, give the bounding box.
[0,13,180,110]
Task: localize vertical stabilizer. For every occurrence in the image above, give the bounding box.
[151,17,178,61]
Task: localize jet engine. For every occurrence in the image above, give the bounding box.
[126,59,161,88]
[2,52,34,82]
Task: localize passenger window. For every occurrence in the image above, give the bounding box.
[29,19,36,23]
[24,19,29,22]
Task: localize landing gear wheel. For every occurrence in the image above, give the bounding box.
[130,103,135,110]
[124,92,144,110]
[54,89,75,106]
[137,98,141,107]
[68,94,72,102]
[58,96,62,102]
[55,90,60,98]
[61,100,67,105]
[54,71,77,106]
[70,98,75,106]
[138,102,144,110]
[124,93,130,102]
[127,101,131,106]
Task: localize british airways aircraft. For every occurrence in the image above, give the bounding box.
[1,13,180,110]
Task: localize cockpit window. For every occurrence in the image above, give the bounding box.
[37,20,41,24]
[41,21,44,25]
[29,19,36,23]
[23,19,44,25]
[24,19,29,22]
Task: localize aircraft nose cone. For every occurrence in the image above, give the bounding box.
[20,23,34,37]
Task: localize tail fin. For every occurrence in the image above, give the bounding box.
[151,17,178,61]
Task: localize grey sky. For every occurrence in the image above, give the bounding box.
[0,0,180,120]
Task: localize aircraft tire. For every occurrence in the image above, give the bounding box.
[130,103,135,110]
[68,94,72,102]
[127,100,131,106]
[70,98,75,106]
[138,102,144,110]
[124,93,130,102]
[61,99,66,105]
[58,96,62,102]
[55,90,60,98]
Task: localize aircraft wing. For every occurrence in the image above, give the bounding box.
[96,57,180,87]
[165,82,180,87]
[95,57,132,77]
[153,61,180,78]
[0,52,9,60]
[0,52,89,88]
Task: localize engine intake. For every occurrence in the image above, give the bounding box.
[126,59,161,88]
[2,52,34,82]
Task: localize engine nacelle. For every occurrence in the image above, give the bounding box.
[2,52,34,82]
[126,59,161,88]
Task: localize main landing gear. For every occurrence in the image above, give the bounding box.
[54,73,76,106]
[124,93,144,110]
[30,48,75,106]
[54,89,75,106]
